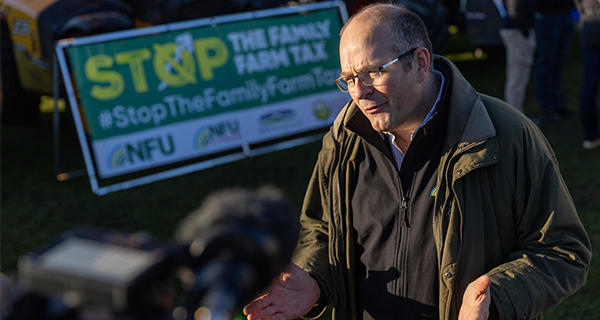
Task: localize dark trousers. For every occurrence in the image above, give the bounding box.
[580,24,600,141]
[534,12,574,117]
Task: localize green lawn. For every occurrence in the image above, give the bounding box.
[1,33,598,319]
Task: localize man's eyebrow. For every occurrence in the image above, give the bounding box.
[340,63,378,78]
[339,70,354,78]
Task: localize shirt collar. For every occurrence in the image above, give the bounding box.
[380,68,445,142]
[381,69,445,170]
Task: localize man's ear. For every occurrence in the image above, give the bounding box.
[414,47,431,83]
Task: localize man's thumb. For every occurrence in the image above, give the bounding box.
[475,275,491,293]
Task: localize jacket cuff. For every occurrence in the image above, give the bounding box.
[490,278,530,320]
[489,295,501,320]
[302,274,330,319]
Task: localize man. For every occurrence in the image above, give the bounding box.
[499,0,536,113]
[574,0,600,149]
[244,3,591,320]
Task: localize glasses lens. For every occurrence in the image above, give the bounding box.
[359,71,382,86]
[336,68,386,92]
[336,78,349,92]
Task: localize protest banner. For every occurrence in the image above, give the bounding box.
[55,1,349,195]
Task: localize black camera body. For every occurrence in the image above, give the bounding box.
[5,227,191,320]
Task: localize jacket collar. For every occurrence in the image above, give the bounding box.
[437,55,496,151]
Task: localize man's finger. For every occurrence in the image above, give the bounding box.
[246,304,277,320]
[243,294,271,315]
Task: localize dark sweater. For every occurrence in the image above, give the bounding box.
[348,63,451,320]
[501,0,536,32]
[534,0,575,15]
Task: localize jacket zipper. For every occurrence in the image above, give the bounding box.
[401,197,408,210]
[399,194,410,310]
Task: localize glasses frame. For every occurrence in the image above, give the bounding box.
[335,48,418,92]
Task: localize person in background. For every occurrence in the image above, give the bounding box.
[575,0,600,149]
[532,0,576,122]
[243,3,591,320]
[499,0,536,114]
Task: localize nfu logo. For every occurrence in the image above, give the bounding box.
[194,120,242,150]
[312,99,330,120]
[107,135,176,169]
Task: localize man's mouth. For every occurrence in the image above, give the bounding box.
[364,103,383,114]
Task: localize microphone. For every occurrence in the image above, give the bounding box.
[173,186,300,320]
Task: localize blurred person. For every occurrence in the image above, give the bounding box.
[575,0,600,149]
[243,3,591,320]
[499,0,536,113]
[533,0,577,122]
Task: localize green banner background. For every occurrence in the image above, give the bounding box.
[67,8,342,140]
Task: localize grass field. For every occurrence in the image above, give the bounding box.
[1,33,598,319]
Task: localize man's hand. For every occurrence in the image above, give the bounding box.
[243,263,321,320]
[458,275,492,320]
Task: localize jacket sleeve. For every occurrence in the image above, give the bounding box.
[291,131,335,319]
[488,136,592,320]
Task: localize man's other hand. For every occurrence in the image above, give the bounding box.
[458,275,492,320]
[243,263,321,320]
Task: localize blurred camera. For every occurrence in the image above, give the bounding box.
[2,186,299,320]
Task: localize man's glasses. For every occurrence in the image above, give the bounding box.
[335,48,417,92]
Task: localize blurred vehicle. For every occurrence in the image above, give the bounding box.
[346,0,503,54]
[0,0,294,124]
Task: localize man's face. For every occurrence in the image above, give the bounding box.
[339,22,423,133]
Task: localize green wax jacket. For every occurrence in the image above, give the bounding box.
[292,56,591,320]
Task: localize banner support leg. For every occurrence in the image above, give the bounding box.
[53,53,87,181]
[53,53,61,179]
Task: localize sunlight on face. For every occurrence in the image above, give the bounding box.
[339,20,422,134]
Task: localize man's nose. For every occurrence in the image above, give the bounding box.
[351,79,373,99]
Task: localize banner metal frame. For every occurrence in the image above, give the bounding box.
[54,1,348,195]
